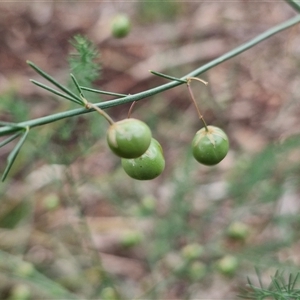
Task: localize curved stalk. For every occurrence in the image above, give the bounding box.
[127,101,136,119]
[186,83,208,131]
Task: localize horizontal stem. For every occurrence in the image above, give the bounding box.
[183,14,300,79]
[0,14,299,137]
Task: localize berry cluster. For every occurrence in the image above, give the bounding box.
[107,118,165,180]
[105,119,228,180]
[104,119,229,181]
[96,74,230,181]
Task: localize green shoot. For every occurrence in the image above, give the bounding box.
[68,35,101,87]
[239,270,300,299]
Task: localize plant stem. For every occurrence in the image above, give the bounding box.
[187,77,208,86]
[284,0,300,12]
[150,70,187,83]
[127,101,136,118]
[184,14,300,79]
[0,14,299,137]
[186,83,208,131]
[79,95,115,125]
[85,101,115,125]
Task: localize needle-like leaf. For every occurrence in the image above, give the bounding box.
[27,60,83,104]
[70,73,85,99]
[80,86,127,97]
[0,132,22,148]
[2,126,30,182]
[1,15,298,181]
[150,70,187,83]
[30,79,83,105]
[291,273,299,291]
[0,121,25,128]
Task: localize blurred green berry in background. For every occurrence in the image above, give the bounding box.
[111,14,131,38]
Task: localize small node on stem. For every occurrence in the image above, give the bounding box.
[90,103,115,125]
[82,96,115,125]
[80,95,89,108]
[187,77,208,86]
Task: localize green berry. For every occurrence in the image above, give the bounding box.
[216,255,238,276]
[111,14,131,38]
[140,195,156,215]
[188,261,207,281]
[121,231,143,248]
[121,138,165,180]
[226,222,249,240]
[181,243,204,261]
[100,287,118,300]
[15,262,35,278]
[10,284,31,300]
[43,193,60,210]
[192,125,229,166]
[107,118,152,159]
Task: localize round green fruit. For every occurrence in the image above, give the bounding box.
[121,231,143,248]
[15,262,35,278]
[107,118,152,159]
[192,125,229,166]
[111,14,131,38]
[43,193,60,211]
[100,287,118,300]
[10,284,31,300]
[216,255,238,276]
[188,261,207,281]
[121,138,165,180]
[181,243,204,261]
[227,221,249,240]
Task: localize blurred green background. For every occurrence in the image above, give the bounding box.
[0,1,300,299]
